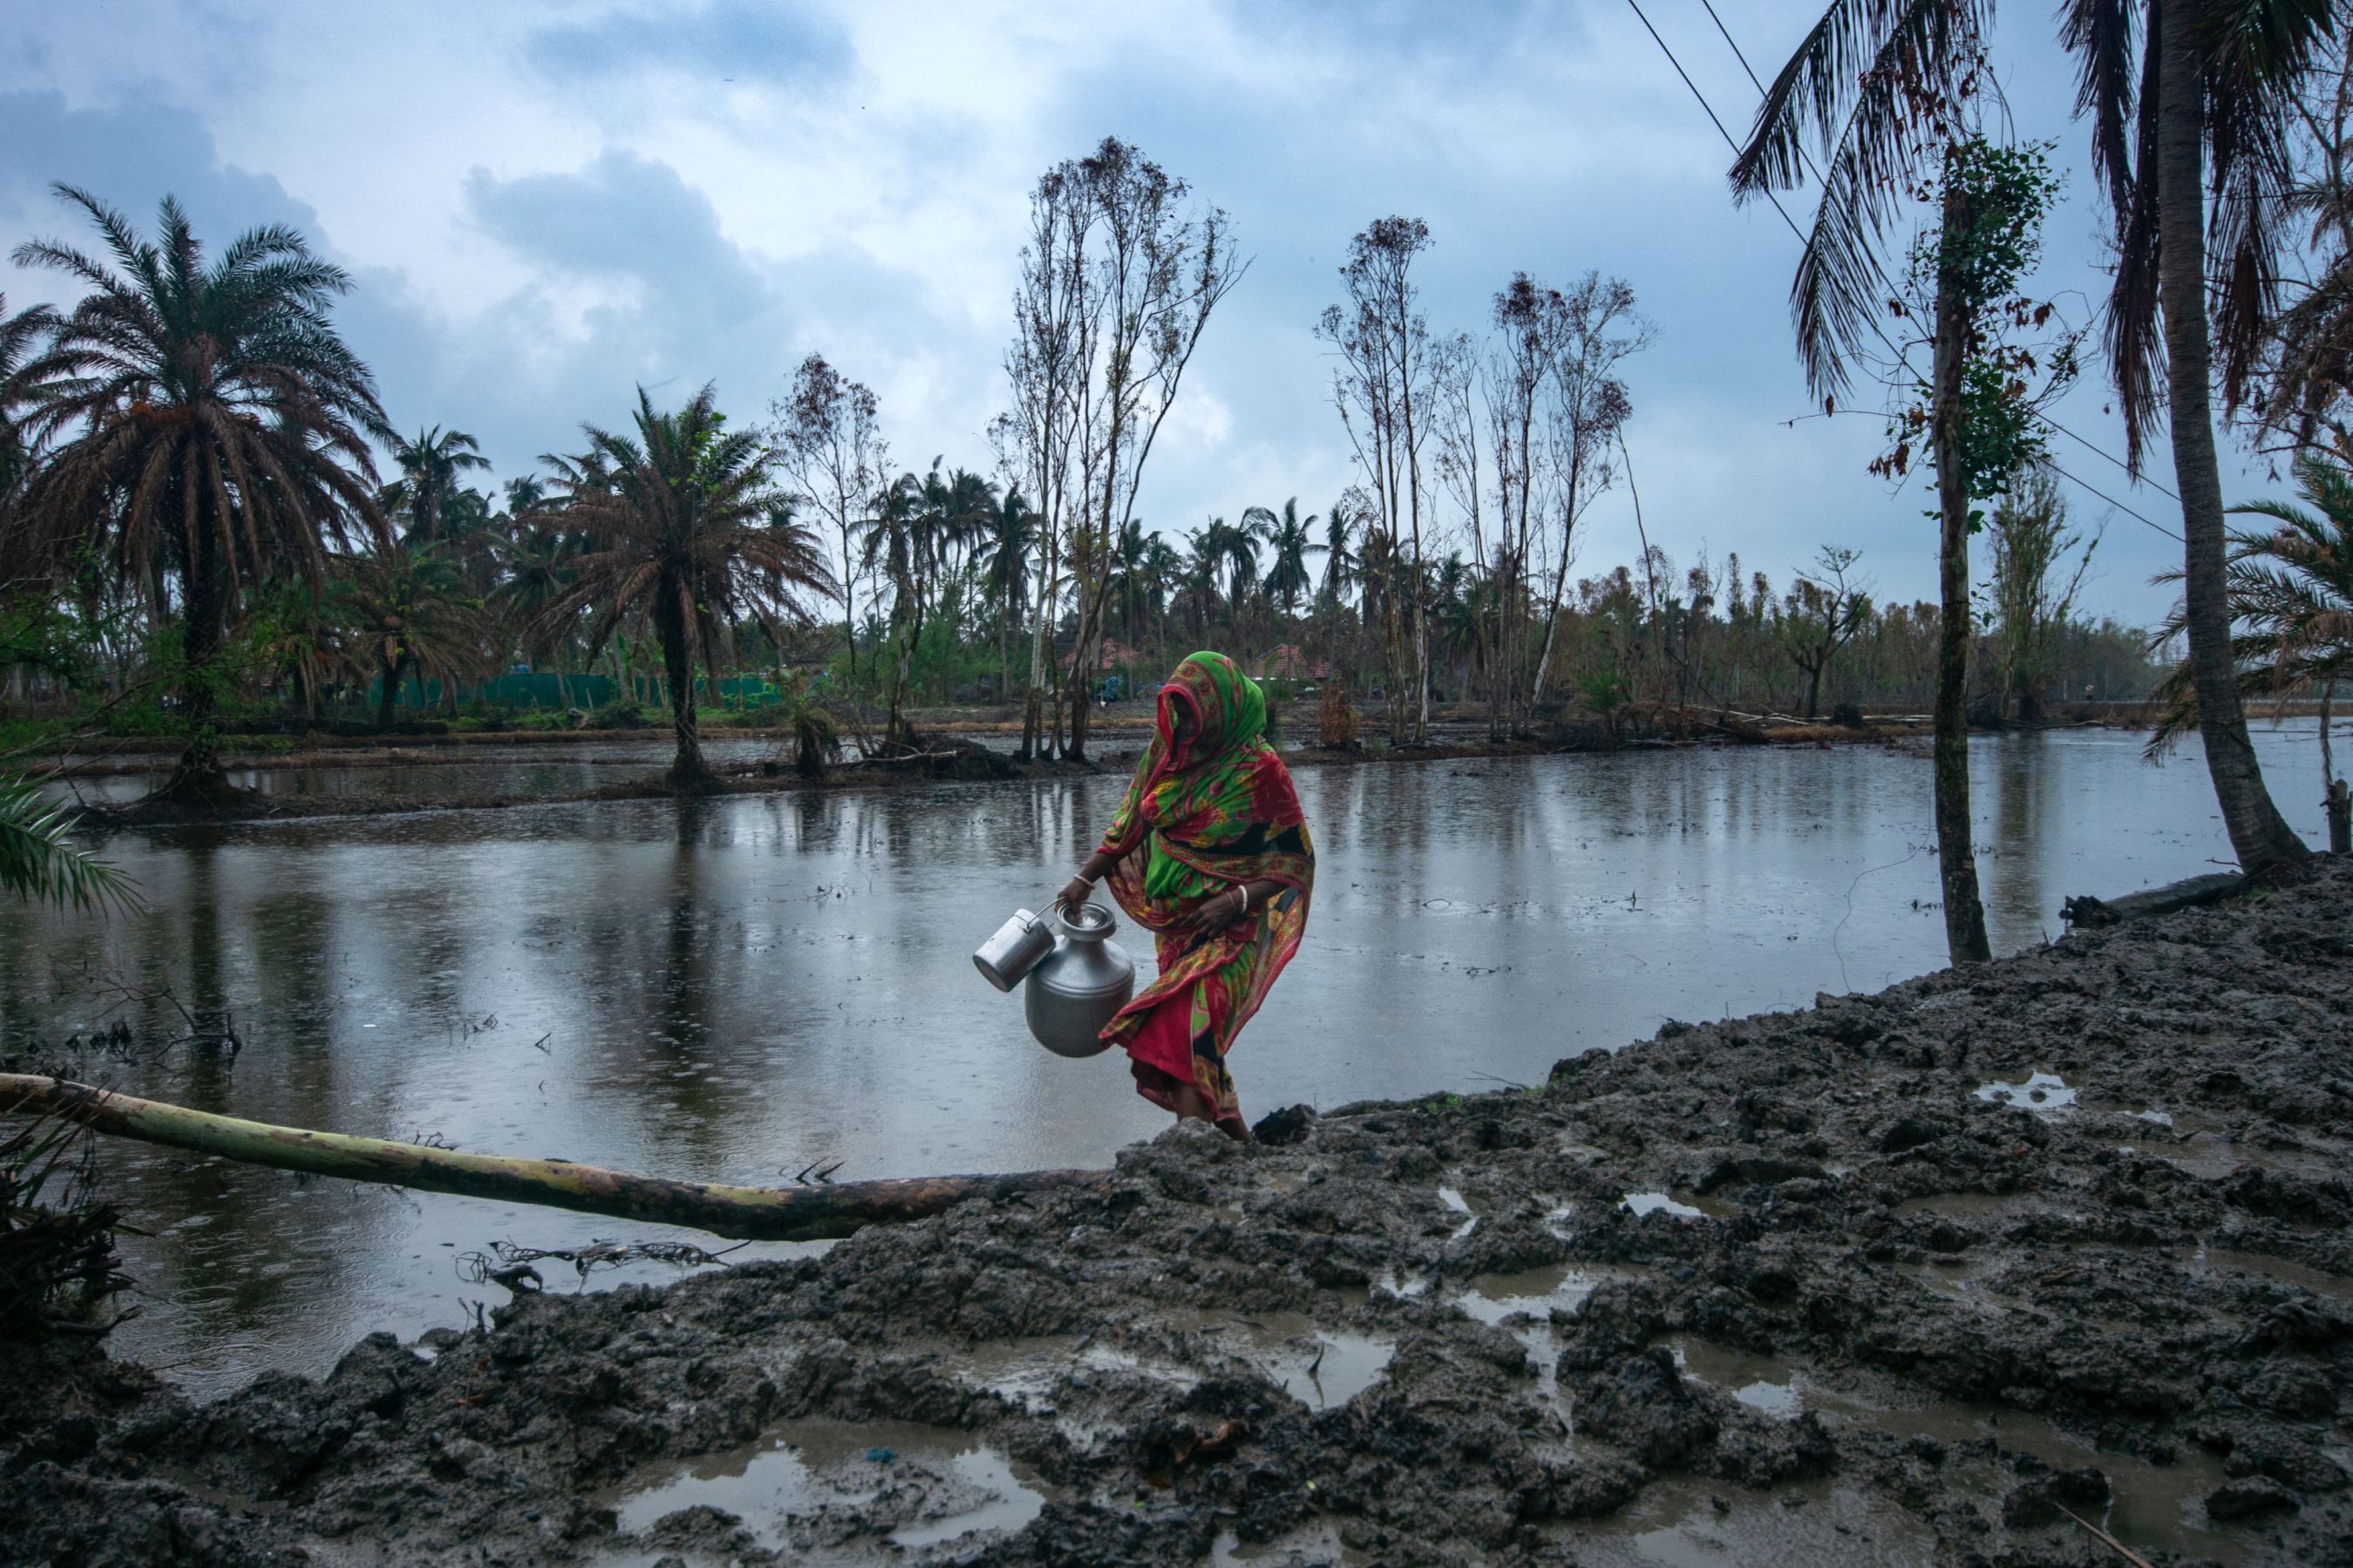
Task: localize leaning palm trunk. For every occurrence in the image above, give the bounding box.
[2157,0,2306,872]
[1930,175,1992,964]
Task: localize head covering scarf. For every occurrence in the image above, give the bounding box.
[1093,652,1314,1129]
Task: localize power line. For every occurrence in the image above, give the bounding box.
[2044,458,2182,541]
[1638,0,2188,533]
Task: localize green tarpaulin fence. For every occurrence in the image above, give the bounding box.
[364,674,789,711]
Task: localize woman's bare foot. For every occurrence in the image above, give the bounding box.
[1169,1083,1253,1141]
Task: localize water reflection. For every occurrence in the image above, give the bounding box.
[0,727,2333,1395]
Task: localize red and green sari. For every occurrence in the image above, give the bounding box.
[1096,652,1314,1130]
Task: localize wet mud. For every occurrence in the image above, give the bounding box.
[6,861,2353,1565]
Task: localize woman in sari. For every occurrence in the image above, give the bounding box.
[1058,651,1314,1138]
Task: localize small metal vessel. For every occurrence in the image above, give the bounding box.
[1023,902,1135,1058]
[973,907,1056,992]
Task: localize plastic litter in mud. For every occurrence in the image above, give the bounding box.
[1622,1191,1708,1219]
[1973,1070,2078,1110]
[1437,1185,1479,1239]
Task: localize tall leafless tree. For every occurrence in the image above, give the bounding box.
[993,139,1242,762]
[1320,217,1437,743]
[772,354,887,692]
[1528,273,1652,715]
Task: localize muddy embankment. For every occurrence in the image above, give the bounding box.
[53,715,1927,830]
[8,865,2353,1565]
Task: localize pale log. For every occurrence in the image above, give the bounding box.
[0,1075,1103,1242]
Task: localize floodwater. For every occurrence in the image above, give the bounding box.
[0,724,2337,1396]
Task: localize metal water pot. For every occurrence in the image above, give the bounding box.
[973,908,1055,992]
[1023,902,1135,1058]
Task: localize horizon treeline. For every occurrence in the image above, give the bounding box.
[0,146,2210,802]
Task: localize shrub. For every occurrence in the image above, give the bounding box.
[1316,684,1360,749]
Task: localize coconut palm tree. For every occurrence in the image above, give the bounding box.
[534,385,833,789]
[1319,496,1357,610]
[335,547,492,730]
[9,187,390,798]
[976,489,1036,703]
[384,425,489,550]
[1730,0,2329,872]
[1248,497,1323,618]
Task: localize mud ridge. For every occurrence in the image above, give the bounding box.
[7,864,2353,1565]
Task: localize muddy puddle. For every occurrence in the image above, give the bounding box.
[1453,1262,1641,1327]
[597,1416,1052,1564]
[1568,1476,1938,1566]
[1663,1341,2256,1564]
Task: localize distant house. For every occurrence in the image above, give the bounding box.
[1256,644,1331,681]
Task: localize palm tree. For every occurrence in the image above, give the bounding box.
[10,187,390,798]
[493,524,576,692]
[335,548,492,730]
[1200,514,1261,615]
[1178,523,1225,638]
[1731,1,2327,873]
[503,472,549,521]
[534,385,833,789]
[1249,497,1323,618]
[1319,497,1357,610]
[0,295,59,525]
[384,425,489,549]
[2152,445,2353,828]
[1105,518,1155,649]
[976,490,1036,703]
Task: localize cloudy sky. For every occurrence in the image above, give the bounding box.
[2,0,2273,623]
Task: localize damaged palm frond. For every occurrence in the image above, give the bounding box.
[0,1108,131,1342]
[0,775,138,914]
[1729,0,1995,398]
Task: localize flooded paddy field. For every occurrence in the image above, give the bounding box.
[5,844,2349,1565]
[0,727,2339,1401]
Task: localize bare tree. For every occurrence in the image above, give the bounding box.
[1486,275,1558,735]
[995,161,1094,760]
[995,139,1242,761]
[1319,217,1436,743]
[1065,139,1246,760]
[1777,546,1873,719]
[772,354,887,691]
[1529,272,1652,714]
[1988,465,2099,723]
[1430,331,1494,730]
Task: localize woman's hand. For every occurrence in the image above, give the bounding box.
[1057,875,1098,913]
[1197,886,1248,930]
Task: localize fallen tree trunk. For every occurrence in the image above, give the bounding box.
[2058,871,2246,930]
[0,1076,1103,1242]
